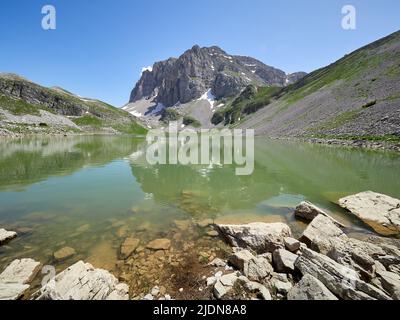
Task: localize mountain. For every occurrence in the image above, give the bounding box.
[0,73,146,136]
[237,30,400,142]
[125,45,306,128]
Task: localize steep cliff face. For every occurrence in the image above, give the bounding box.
[129,45,300,108]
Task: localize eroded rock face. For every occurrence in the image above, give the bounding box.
[295,248,391,300]
[0,258,41,300]
[287,274,338,300]
[36,261,129,300]
[129,45,301,107]
[216,222,292,253]
[0,228,17,246]
[338,191,400,236]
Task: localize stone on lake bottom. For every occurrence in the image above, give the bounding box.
[146,239,171,251]
[53,247,76,261]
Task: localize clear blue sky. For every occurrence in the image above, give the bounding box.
[0,0,399,107]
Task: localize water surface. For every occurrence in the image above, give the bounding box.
[0,135,399,293]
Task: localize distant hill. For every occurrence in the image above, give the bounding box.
[0,73,146,136]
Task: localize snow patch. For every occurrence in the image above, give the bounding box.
[129,110,143,118]
[197,89,216,109]
[140,66,153,75]
[150,102,165,115]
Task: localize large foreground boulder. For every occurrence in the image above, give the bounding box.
[300,215,386,280]
[287,274,338,300]
[0,258,41,300]
[216,222,291,253]
[338,191,400,236]
[36,261,129,300]
[295,248,391,300]
[0,229,17,246]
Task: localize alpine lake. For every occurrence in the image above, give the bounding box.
[0,135,399,298]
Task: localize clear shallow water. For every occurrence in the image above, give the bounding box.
[0,135,399,279]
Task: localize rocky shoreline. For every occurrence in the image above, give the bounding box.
[271,137,400,152]
[0,192,399,300]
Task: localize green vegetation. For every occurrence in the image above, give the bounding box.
[112,122,147,135]
[311,133,400,143]
[72,115,103,127]
[183,116,201,128]
[0,94,47,116]
[160,108,181,123]
[211,85,280,125]
[0,75,147,135]
[361,100,377,109]
[276,31,400,107]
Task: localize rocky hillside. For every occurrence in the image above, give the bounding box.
[0,73,146,136]
[238,30,400,143]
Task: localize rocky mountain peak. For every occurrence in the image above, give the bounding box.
[129,46,306,108]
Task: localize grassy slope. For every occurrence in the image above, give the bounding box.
[0,75,147,135]
[212,85,281,126]
[238,30,400,141]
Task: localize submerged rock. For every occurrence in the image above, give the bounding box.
[216,222,291,253]
[0,258,41,300]
[287,274,338,300]
[120,237,140,259]
[36,261,129,300]
[0,229,17,246]
[338,191,400,236]
[53,247,76,261]
[146,239,171,251]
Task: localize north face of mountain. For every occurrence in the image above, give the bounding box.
[129,45,301,108]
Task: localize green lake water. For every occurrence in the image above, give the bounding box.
[0,135,399,279]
